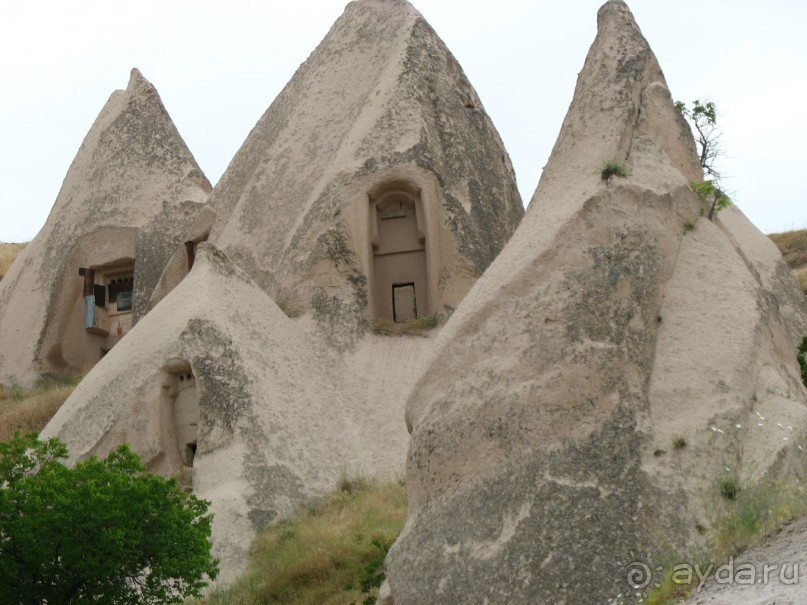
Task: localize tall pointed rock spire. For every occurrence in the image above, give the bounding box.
[41,243,364,581]
[0,69,210,384]
[385,2,807,603]
[207,0,523,348]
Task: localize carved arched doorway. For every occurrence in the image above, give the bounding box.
[370,184,428,323]
[162,361,199,469]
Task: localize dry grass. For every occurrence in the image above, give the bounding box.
[0,242,26,281]
[769,229,807,294]
[796,267,807,294]
[373,314,438,335]
[769,229,807,262]
[644,479,807,604]
[0,374,81,441]
[197,478,407,605]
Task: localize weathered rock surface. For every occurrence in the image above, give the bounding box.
[132,198,211,325]
[41,244,365,581]
[10,1,524,584]
[207,0,523,349]
[0,69,210,384]
[385,2,807,603]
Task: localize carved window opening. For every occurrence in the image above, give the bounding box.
[79,260,135,338]
[370,184,428,323]
[184,442,198,468]
[107,275,134,312]
[168,366,199,469]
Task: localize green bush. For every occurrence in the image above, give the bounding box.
[798,336,807,388]
[716,474,740,501]
[690,180,731,220]
[601,161,627,181]
[0,432,218,605]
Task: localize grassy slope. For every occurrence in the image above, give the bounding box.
[769,229,807,294]
[197,478,407,605]
[0,375,81,441]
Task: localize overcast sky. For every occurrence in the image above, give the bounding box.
[1,0,805,243]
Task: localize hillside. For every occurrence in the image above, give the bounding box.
[0,374,80,440]
[769,229,807,294]
[0,242,25,281]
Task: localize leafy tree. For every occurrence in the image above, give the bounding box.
[0,432,218,605]
[675,99,721,178]
[690,179,732,221]
[675,99,732,220]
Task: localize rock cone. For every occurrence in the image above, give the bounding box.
[41,244,363,581]
[207,0,523,349]
[385,2,807,603]
[0,69,210,384]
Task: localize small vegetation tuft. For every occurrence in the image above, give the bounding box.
[643,568,697,605]
[690,180,731,220]
[797,269,807,295]
[716,474,740,501]
[672,435,687,450]
[0,373,81,441]
[374,314,438,335]
[601,161,627,181]
[194,478,407,605]
[798,336,807,388]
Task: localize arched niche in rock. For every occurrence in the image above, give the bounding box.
[369,181,432,323]
[40,227,139,373]
[159,359,200,487]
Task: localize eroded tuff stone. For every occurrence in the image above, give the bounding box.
[132,199,211,325]
[41,244,365,582]
[207,0,523,350]
[15,2,523,584]
[0,69,210,384]
[385,2,807,603]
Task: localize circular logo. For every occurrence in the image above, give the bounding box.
[610,551,663,604]
[625,562,652,589]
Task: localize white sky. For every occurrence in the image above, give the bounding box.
[1,0,805,242]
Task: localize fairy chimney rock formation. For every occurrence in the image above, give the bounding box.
[27,0,527,582]
[0,69,210,385]
[385,1,807,603]
[207,0,523,348]
[41,243,364,581]
[8,0,806,597]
